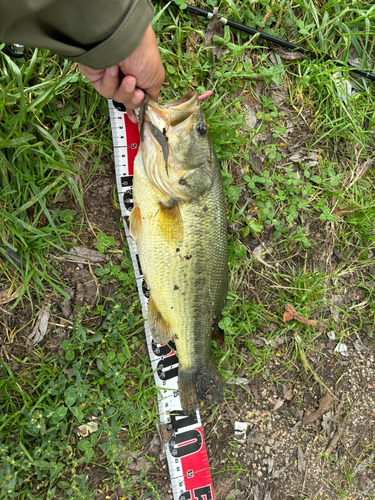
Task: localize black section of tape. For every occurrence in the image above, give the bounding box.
[112,100,126,112]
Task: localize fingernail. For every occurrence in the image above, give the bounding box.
[131,96,142,105]
[110,65,118,77]
[125,82,134,94]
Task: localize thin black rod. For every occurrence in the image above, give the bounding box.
[1,44,24,58]
[179,2,308,53]
[167,1,375,82]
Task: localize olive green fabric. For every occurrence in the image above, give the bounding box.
[0,0,154,69]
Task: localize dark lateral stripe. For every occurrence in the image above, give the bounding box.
[147,121,170,176]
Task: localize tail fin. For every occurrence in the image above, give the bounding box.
[178,361,223,414]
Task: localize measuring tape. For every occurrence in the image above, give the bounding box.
[109,99,215,500]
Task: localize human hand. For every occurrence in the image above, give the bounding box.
[79,25,165,122]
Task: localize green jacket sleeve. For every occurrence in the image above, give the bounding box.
[0,0,154,69]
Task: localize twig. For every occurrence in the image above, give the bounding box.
[346,158,375,190]
[295,333,337,399]
[128,470,168,477]
[0,306,13,315]
[301,454,309,493]
[323,387,366,458]
[0,290,19,305]
[325,432,340,457]
[54,316,97,335]
[248,286,262,304]
[58,127,97,145]
[88,260,100,304]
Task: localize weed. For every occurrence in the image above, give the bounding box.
[0,295,158,499]
[241,160,343,240]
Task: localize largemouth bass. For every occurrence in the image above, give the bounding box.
[130,92,228,413]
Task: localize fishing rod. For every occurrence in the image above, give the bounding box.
[166,1,375,83]
[1,44,24,58]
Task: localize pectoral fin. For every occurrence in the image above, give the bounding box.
[129,204,142,240]
[157,201,183,245]
[148,295,173,343]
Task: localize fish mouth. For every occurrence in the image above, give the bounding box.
[146,91,200,129]
[148,91,198,111]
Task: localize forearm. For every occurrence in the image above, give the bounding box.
[0,0,154,69]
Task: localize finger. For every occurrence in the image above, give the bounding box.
[114,85,144,111]
[123,75,136,94]
[130,88,144,108]
[127,109,137,123]
[80,65,120,99]
[78,64,104,83]
[95,66,120,98]
[112,75,136,104]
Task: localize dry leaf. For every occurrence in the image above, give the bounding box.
[304,393,335,425]
[283,304,318,326]
[288,153,303,162]
[322,411,334,430]
[121,451,153,471]
[267,457,274,474]
[297,445,306,473]
[205,7,223,60]
[186,30,200,59]
[250,432,264,446]
[0,288,18,306]
[156,423,173,445]
[78,421,98,437]
[355,157,375,178]
[146,433,164,461]
[272,399,284,412]
[227,377,250,386]
[354,452,375,474]
[354,340,369,352]
[284,389,294,400]
[251,485,260,500]
[67,246,108,263]
[28,305,49,346]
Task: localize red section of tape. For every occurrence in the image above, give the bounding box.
[123,113,140,175]
[180,428,214,499]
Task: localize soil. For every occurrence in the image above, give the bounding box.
[1,85,374,500]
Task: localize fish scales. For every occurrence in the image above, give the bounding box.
[131,92,228,412]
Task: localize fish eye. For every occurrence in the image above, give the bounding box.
[196,123,207,135]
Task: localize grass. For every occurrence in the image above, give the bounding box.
[0,50,110,307]
[0,290,159,499]
[1,0,375,498]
